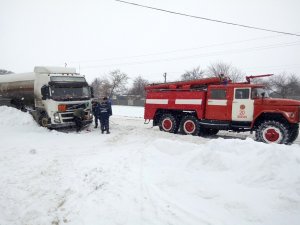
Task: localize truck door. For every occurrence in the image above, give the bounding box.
[205,87,228,120]
[231,88,254,121]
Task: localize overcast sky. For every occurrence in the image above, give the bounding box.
[1,0,300,83]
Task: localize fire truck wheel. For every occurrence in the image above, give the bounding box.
[159,114,178,133]
[287,124,299,144]
[180,116,199,135]
[255,120,289,144]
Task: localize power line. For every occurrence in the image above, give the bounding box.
[79,41,300,69]
[114,0,300,37]
[70,34,286,64]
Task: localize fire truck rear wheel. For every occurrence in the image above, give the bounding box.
[159,114,178,133]
[255,120,289,144]
[180,116,199,136]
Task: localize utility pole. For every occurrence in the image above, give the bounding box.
[163,72,167,83]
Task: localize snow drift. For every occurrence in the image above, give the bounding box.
[0,106,299,225]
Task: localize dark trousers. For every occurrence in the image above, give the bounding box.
[94,115,100,127]
[74,117,83,132]
[100,116,109,133]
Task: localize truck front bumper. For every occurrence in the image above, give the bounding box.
[48,119,93,129]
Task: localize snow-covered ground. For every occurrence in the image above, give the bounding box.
[0,105,300,225]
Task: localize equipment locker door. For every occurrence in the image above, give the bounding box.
[231,88,254,121]
[205,88,228,120]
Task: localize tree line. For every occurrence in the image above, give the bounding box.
[90,62,300,99]
[1,63,300,99]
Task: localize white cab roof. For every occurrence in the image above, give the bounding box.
[34,66,76,74]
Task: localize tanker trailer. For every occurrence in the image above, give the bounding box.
[0,66,93,129]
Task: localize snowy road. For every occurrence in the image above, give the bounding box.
[0,106,300,225]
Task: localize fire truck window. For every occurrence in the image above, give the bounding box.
[210,89,226,99]
[235,89,250,99]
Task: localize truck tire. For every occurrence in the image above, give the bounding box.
[159,114,178,133]
[255,120,289,144]
[180,115,199,135]
[287,124,299,144]
[38,112,49,127]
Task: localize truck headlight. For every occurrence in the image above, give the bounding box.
[53,112,61,123]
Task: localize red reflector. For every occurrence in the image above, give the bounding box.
[58,104,67,112]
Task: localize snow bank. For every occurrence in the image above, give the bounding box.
[0,106,37,127]
[0,105,300,225]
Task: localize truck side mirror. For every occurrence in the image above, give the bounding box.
[261,92,265,98]
[41,85,50,100]
[90,86,94,98]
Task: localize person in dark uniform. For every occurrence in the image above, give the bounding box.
[73,108,86,132]
[99,97,112,134]
[92,100,100,128]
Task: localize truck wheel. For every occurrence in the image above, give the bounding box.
[38,113,49,127]
[255,120,289,144]
[287,124,299,144]
[180,115,199,135]
[159,114,178,133]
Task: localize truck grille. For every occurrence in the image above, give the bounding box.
[60,110,90,123]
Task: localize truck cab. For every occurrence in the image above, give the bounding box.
[33,67,93,129]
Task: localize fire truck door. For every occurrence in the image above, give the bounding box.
[205,88,228,120]
[232,88,254,121]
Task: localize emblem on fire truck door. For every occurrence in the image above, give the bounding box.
[237,104,247,119]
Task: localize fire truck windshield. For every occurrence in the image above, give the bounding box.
[251,87,269,99]
[50,86,91,101]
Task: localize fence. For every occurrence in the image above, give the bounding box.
[111,99,145,107]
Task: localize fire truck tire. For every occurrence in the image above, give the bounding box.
[180,116,199,136]
[287,124,299,144]
[159,114,178,133]
[255,120,289,144]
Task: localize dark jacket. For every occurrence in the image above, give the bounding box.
[92,102,101,116]
[73,108,85,119]
[99,100,112,118]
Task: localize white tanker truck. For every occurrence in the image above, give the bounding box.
[0,66,93,129]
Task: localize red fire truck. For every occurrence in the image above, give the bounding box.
[144,76,300,144]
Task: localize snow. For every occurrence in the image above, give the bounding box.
[0,105,300,225]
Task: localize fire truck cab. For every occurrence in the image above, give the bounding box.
[144,76,300,144]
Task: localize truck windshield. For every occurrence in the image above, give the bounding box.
[50,86,91,101]
[251,88,269,99]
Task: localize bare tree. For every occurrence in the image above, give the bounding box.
[91,69,129,98]
[0,69,13,75]
[207,62,244,82]
[108,70,129,97]
[181,66,205,81]
[128,76,149,97]
[269,73,300,98]
[90,77,111,98]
